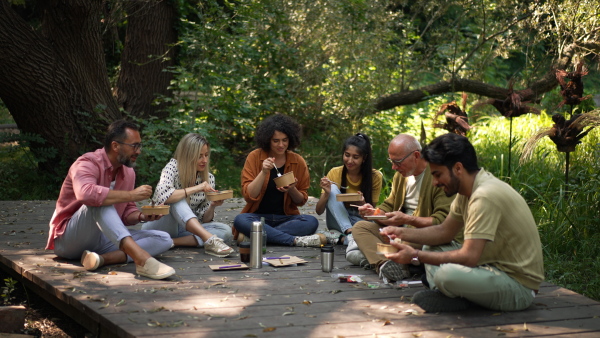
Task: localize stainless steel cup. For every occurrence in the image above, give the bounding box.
[321,245,334,272]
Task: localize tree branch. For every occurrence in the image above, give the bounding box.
[373,42,600,111]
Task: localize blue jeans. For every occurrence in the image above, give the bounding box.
[53,205,173,263]
[233,213,319,246]
[142,199,232,246]
[325,185,363,233]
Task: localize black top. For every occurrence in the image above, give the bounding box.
[255,165,285,215]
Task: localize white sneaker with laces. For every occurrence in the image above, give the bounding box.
[295,233,327,247]
[205,236,234,257]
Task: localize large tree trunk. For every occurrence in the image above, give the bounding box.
[0,0,120,173]
[115,0,177,120]
[0,0,178,175]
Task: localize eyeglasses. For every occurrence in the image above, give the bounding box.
[115,141,143,151]
[387,150,417,166]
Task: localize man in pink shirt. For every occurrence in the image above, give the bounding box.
[47,120,175,279]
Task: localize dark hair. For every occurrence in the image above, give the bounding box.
[255,114,302,152]
[103,119,139,150]
[341,133,375,204]
[422,133,479,173]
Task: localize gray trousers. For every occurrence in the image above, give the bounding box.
[142,199,232,246]
[53,205,173,263]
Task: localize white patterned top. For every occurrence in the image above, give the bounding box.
[153,158,215,220]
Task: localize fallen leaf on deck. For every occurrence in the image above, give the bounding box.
[302,300,312,305]
[115,299,125,306]
[150,307,166,313]
[282,312,295,316]
[263,327,276,332]
[98,302,110,309]
[109,271,117,275]
[411,333,422,337]
[404,309,419,316]
[331,290,342,294]
[523,323,528,331]
[381,319,393,326]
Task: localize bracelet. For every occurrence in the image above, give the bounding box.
[138,212,146,223]
[184,188,188,198]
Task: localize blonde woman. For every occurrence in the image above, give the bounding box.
[142,133,234,257]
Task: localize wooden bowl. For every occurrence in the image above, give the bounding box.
[274,171,295,188]
[336,193,362,202]
[206,190,234,201]
[140,205,170,216]
[377,243,398,254]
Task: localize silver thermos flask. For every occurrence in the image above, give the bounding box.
[321,244,334,272]
[250,221,263,269]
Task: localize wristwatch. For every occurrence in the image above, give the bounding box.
[411,249,421,266]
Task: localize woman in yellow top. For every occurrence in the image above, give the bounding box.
[315,133,383,245]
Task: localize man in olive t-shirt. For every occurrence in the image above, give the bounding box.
[381,133,544,312]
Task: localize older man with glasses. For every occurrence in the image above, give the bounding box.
[46,120,176,280]
[347,134,458,283]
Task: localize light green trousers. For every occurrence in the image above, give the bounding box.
[424,241,536,311]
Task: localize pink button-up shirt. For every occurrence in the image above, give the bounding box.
[46,148,139,250]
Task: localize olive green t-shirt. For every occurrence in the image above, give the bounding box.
[324,166,383,205]
[449,169,544,290]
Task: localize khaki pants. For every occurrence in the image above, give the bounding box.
[425,242,536,311]
[352,220,387,271]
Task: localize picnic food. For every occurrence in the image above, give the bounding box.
[336,193,362,202]
[274,171,295,188]
[206,190,234,201]
[377,243,399,254]
[140,205,170,216]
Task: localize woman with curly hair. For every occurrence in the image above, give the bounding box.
[233,114,325,247]
[315,133,383,245]
[142,133,234,257]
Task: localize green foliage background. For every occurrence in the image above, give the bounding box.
[1,0,600,301]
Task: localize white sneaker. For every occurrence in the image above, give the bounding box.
[81,250,104,271]
[345,237,368,266]
[318,229,343,245]
[205,236,234,257]
[295,233,327,247]
[136,258,175,280]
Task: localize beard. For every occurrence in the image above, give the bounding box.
[117,151,136,168]
[443,171,460,197]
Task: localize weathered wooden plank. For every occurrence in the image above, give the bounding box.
[2,199,600,338]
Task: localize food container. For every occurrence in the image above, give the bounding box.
[336,193,362,202]
[206,190,234,201]
[273,171,295,188]
[140,205,170,216]
[376,243,399,255]
[364,215,388,220]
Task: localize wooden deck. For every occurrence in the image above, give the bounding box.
[1,199,599,337]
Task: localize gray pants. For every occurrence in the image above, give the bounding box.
[53,205,173,263]
[424,241,536,311]
[142,199,232,246]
